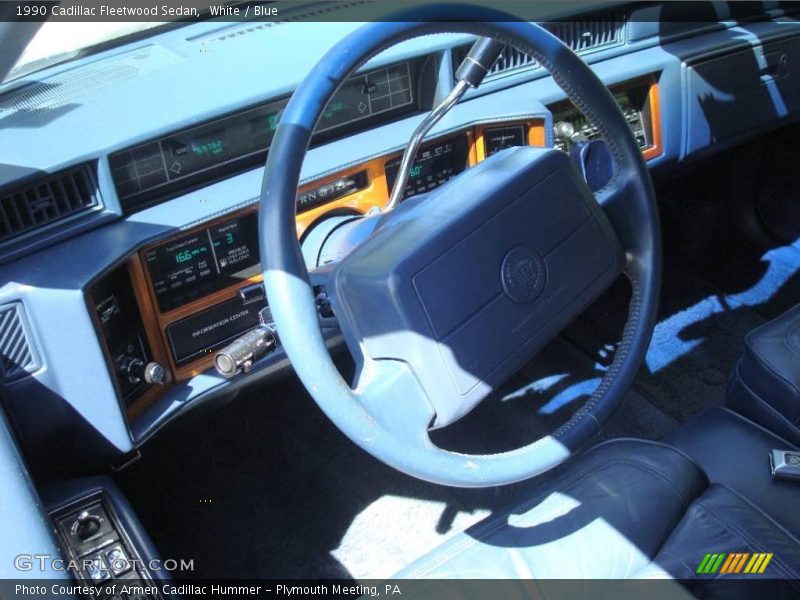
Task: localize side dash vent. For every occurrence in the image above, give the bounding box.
[0,165,100,245]
[0,303,41,383]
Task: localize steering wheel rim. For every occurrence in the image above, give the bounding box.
[259,6,661,487]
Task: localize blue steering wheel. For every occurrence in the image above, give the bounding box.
[259,6,661,487]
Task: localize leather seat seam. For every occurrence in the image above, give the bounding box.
[714,484,800,548]
[692,497,800,585]
[706,405,798,448]
[746,345,800,406]
[784,319,800,357]
[650,550,695,578]
[730,372,800,434]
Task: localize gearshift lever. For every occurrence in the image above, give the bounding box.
[385,37,504,211]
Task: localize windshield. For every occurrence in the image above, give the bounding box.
[5,22,165,82]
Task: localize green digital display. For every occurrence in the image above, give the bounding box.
[192,139,224,157]
[113,62,417,201]
[249,111,282,146]
[322,101,345,122]
[213,233,235,247]
[409,165,423,179]
[175,245,208,264]
[146,213,260,313]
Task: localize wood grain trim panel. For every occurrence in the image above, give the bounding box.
[295,130,478,238]
[133,208,262,384]
[641,80,663,161]
[125,257,174,420]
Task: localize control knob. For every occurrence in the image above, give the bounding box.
[117,356,167,386]
[142,361,166,385]
[72,510,103,540]
[553,120,575,142]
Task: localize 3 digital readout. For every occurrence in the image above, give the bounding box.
[145,212,260,312]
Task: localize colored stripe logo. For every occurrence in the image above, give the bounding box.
[696,552,773,575]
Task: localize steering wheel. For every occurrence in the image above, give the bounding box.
[259,6,661,487]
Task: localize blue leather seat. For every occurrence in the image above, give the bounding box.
[728,304,800,446]
[396,412,800,589]
[666,406,800,537]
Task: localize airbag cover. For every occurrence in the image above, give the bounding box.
[331,147,624,426]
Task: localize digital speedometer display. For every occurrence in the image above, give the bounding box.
[385,134,470,200]
[316,62,414,132]
[119,101,285,200]
[111,60,420,210]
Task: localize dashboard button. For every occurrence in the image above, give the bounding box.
[239,283,266,305]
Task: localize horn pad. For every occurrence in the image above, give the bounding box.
[330,147,624,427]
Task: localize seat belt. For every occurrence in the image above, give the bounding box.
[769,449,800,480]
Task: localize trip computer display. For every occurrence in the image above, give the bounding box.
[145,212,260,312]
[316,63,414,132]
[111,59,424,211]
[112,101,284,201]
[208,215,260,278]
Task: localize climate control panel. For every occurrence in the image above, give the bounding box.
[551,80,660,160]
[90,265,166,406]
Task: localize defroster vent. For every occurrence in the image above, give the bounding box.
[453,12,625,80]
[546,14,626,55]
[0,165,99,244]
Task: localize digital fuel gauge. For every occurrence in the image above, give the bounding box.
[209,215,260,279]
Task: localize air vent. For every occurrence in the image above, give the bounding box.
[0,303,41,383]
[453,43,536,79]
[490,45,539,77]
[0,166,100,244]
[453,12,625,80]
[545,14,626,55]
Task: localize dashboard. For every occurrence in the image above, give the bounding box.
[1,2,799,460]
[109,56,437,212]
[89,72,661,420]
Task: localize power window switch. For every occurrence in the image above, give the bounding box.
[105,544,131,576]
[85,553,111,583]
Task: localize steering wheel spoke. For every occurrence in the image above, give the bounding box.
[594,171,643,260]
